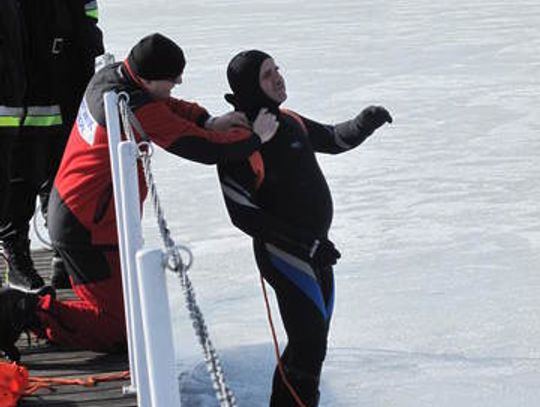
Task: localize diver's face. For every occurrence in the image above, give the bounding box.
[259,58,287,104]
[141,74,182,99]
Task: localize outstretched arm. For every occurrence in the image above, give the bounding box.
[298,106,392,154]
[134,100,267,164]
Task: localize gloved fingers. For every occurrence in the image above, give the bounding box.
[368,106,392,126]
[312,239,341,267]
[376,106,393,124]
[327,256,338,266]
[360,105,393,128]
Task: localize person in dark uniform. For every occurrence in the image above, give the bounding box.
[0,0,26,228]
[44,0,105,289]
[218,50,392,406]
[0,0,104,290]
[0,0,30,288]
[0,34,278,361]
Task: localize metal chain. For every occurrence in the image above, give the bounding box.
[117,94,237,407]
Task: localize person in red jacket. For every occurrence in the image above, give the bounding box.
[0,33,278,361]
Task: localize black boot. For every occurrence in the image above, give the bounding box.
[0,287,40,362]
[51,250,70,289]
[0,236,45,290]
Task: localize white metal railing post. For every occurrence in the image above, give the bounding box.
[136,249,182,407]
[117,141,151,407]
[106,90,182,406]
[105,91,150,406]
[104,91,137,393]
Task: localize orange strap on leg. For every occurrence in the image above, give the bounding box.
[259,274,307,407]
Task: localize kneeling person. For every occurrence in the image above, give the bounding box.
[0,34,278,361]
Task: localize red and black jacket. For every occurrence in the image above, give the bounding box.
[49,61,261,249]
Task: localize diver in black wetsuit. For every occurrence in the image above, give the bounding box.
[218,50,392,406]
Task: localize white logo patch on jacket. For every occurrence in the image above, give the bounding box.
[77,97,98,145]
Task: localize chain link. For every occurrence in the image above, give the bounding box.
[117,94,237,407]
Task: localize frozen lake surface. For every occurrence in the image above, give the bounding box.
[96,1,540,405]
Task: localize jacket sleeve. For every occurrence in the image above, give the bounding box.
[218,163,315,256]
[80,0,105,59]
[134,100,261,165]
[62,0,104,90]
[51,0,103,133]
[165,98,210,126]
[295,113,371,155]
[0,0,26,108]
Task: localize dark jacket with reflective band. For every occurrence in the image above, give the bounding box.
[48,62,261,248]
[218,111,368,258]
[0,0,103,136]
[51,0,104,137]
[0,0,26,136]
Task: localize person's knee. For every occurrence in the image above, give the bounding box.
[287,337,328,374]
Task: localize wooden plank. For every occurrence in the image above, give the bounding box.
[2,249,138,407]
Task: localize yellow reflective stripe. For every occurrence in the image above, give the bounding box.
[86,9,98,19]
[0,117,22,127]
[22,115,63,127]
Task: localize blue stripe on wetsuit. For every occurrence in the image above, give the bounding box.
[268,252,333,321]
[327,278,335,318]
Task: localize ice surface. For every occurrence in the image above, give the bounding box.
[97,1,540,405]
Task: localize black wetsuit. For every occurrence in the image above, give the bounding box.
[218,110,370,406]
[221,49,391,406]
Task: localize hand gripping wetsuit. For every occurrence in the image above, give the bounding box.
[41,61,262,352]
[218,109,370,406]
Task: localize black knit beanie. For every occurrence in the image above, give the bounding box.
[127,33,185,81]
[226,50,281,121]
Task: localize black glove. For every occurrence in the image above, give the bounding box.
[355,105,393,135]
[309,238,341,268]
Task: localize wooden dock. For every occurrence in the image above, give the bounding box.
[1,249,137,407]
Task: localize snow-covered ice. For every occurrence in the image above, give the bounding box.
[97,1,540,405]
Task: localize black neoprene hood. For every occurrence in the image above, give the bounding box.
[227,50,281,120]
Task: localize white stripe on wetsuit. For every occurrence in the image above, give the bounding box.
[220,175,258,209]
[333,131,354,150]
[265,243,318,281]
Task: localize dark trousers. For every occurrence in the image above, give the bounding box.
[0,130,68,241]
[254,240,335,407]
[0,133,16,224]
